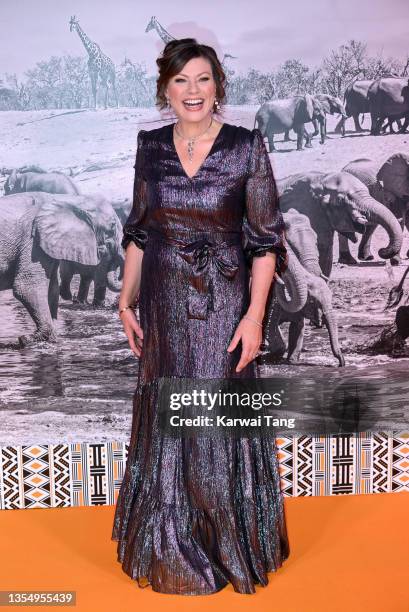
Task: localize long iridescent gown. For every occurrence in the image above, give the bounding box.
[111,121,290,594]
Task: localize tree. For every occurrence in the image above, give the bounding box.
[364,52,403,79]
[321,39,367,97]
[25,56,64,109]
[62,56,89,108]
[1,73,31,110]
[120,58,152,107]
[274,59,310,97]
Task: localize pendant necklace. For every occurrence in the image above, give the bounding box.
[174,116,214,163]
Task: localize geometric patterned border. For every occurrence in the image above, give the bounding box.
[1,433,408,509]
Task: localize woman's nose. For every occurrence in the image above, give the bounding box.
[187,83,200,94]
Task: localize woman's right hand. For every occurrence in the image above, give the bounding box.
[120,309,144,357]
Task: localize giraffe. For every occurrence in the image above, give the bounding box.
[69,15,119,109]
[145,16,175,43]
[145,17,236,78]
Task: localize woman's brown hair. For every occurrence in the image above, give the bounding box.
[156,38,226,115]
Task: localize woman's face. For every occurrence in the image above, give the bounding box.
[165,56,217,122]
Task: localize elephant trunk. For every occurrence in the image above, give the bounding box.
[320,294,345,367]
[275,249,308,313]
[117,256,125,281]
[356,193,403,259]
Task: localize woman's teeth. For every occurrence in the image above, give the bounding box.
[183,99,204,110]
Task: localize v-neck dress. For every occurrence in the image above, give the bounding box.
[111,121,290,595]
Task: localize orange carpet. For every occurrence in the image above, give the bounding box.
[1,493,408,612]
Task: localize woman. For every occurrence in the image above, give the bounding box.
[111,38,290,595]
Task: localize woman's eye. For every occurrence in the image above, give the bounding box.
[174,77,210,83]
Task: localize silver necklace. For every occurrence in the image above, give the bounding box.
[174,116,214,163]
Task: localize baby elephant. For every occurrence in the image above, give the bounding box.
[261,210,344,367]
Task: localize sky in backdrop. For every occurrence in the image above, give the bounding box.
[1,0,408,79]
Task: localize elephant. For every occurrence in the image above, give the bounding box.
[2,169,124,302]
[0,191,124,347]
[276,170,403,277]
[311,94,346,137]
[334,79,373,135]
[283,94,346,142]
[281,208,327,278]
[281,206,328,329]
[254,94,326,151]
[4,168,80,195]
[367,77,409,135]
[337,153,409,265]
[58,196,124,306]
[262,234,345,367]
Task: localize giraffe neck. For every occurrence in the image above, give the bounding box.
[154,19,174,43]
[75,23,98,57]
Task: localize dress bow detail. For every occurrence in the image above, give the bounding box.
[176,238,240,320]
[177,238,239,279]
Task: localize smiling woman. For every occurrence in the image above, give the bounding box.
[111,37,290,596]
[161,48,227,177]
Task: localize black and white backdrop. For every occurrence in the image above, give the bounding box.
[1,0,409,445]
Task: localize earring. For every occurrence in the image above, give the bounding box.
[166,97,171,108]
[214,98,220,111]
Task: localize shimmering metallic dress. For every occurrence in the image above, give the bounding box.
[111,121,290,595]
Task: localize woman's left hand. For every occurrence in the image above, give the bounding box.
[227,317,263,373]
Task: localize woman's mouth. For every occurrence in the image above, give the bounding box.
[183,98,205,111]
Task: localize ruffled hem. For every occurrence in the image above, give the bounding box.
[111,378,290,595]
[112,495,290,595]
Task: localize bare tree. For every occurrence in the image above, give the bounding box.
[321,39,367,98]
[364,52,404,79]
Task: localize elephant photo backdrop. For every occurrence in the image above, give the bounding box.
[1,0,409,446]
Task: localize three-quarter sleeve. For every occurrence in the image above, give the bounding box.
[242,128,288,275]
[121,129,149,252]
